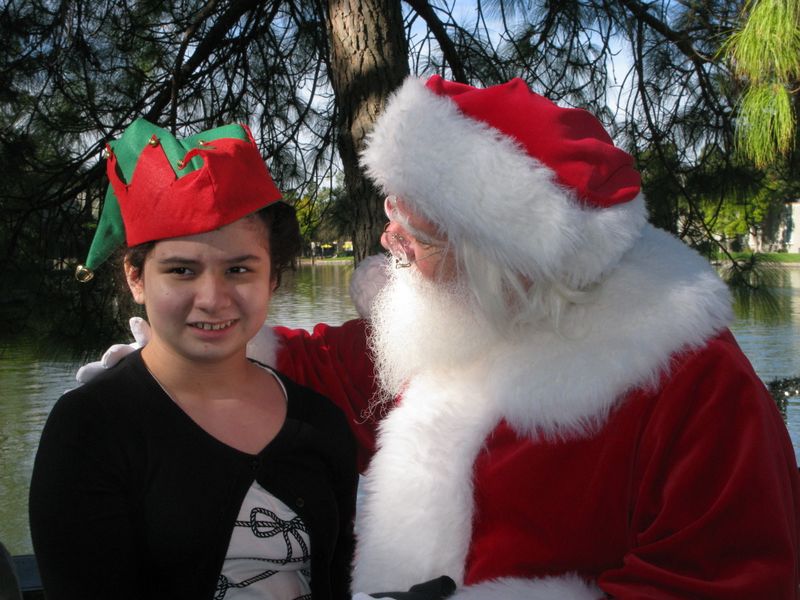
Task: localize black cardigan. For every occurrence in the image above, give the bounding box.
[29,350,357,599]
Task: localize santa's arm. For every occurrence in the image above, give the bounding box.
[271,318,379,471]
[595,334,800,598]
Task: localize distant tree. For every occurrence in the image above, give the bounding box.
[637,143,683,234]
[292,184,348,251]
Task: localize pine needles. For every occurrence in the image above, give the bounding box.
[721,0,800,167]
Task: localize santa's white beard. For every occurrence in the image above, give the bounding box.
[368,268,500,405]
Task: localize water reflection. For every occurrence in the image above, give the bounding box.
[269,263,358,330]
[730,267,800,383]
[0,347,78,554]
[729,266,800,471]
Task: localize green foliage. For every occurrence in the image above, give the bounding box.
[691,152,785,248]
[637,144,683,234]
[723,0,800,82]
[723,252,800,262]
[736,83,796,168]
[290,182,353,252]
[721,0,800,166]
[292,189,329,244]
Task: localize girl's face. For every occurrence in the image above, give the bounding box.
[125,216,274,366]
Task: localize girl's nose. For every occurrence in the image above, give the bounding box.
[194,273,232,311]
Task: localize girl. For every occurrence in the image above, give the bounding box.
[29,119,357,600]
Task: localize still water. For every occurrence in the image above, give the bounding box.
[1,262,799,556]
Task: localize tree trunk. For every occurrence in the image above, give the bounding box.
[325,0,409,263]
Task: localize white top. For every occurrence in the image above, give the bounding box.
[215,482,311,599]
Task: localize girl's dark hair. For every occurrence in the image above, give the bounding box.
[124,201,302,289]
[254,201,302,288]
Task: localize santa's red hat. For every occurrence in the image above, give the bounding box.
[360,76,647,287]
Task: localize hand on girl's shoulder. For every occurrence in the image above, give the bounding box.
[75,317,151,384]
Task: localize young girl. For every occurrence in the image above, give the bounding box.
[28,120,358,600]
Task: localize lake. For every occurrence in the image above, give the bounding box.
[1,261,799,556]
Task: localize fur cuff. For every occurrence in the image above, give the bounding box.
[451,575,603,600]
[246,324,280,367]
[349,254,390,318]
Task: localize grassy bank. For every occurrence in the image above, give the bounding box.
[297,256,355,265]
[717,252,800,264]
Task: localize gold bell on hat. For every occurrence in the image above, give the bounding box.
[74,264,94,283]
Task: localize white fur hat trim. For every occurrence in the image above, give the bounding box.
[361,78,647,288]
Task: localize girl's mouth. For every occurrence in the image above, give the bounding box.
[189,320,236,331]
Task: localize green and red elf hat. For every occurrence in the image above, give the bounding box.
[75,118,282,282]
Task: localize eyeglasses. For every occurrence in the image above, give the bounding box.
[383,222,445,269]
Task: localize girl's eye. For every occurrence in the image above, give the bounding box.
[169,267,191,275]
[228,266,249,274]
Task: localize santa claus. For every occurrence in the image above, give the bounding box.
[80,75,800,598]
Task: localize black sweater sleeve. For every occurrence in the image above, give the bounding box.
[29,387,144,599]
[330,409,359,598]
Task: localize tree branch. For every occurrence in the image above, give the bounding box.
[403,0,467,83]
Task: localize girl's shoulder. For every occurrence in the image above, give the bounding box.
[55,349,157,422]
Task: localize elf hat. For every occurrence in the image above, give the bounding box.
[75,118,282,282]
[360,76,647,288]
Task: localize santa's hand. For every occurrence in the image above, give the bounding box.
[354,576,456,600]
[75,317,151,384]
[349,254,390,319]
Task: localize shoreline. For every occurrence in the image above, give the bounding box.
[297,257,356,266]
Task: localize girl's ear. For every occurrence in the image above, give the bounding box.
[124,259,146,305]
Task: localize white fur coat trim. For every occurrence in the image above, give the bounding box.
[245,324,280,367]
[450,575,604,600]
[352,225,731,592]
[352,364,502,592]
[360,77,648,288]
[490,224,732,440]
